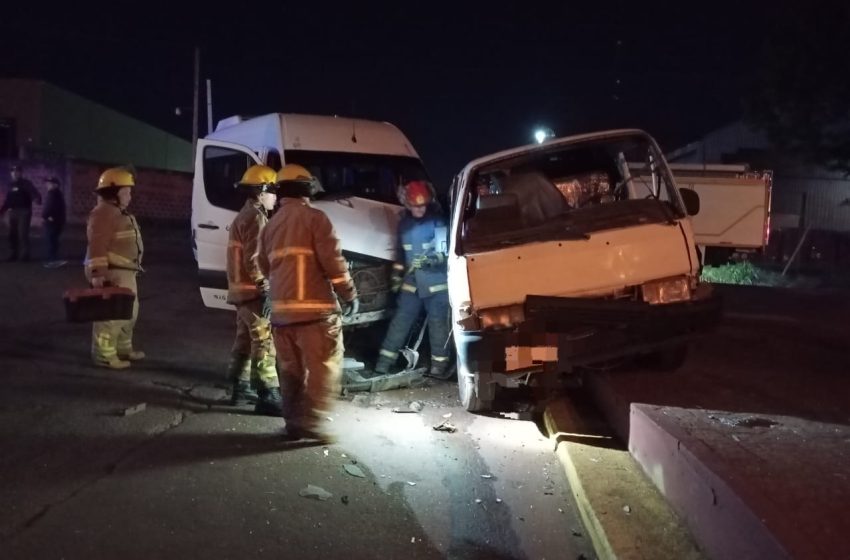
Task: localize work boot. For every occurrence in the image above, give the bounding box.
[428,361,452,379]
[230,380,258,406]
[374,355,395,376]
[94,357,131,370]
[118,350,146,361]
[255,386,283,416]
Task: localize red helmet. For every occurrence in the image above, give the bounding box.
[403,180,432,206]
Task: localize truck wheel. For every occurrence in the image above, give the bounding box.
[643,344,689,371]
[458,370,493,413]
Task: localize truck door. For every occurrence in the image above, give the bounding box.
[192,139,262,310]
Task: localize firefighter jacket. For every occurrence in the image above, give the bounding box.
[258,197,357,326]
[227,199,270,304]
[84,200,144,280]
[395,207,448,297]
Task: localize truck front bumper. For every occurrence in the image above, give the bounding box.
[455,287,722,378]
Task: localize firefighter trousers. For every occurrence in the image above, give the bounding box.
[231,299,278,387]
[90,268,139,363]
[377,289,450,373]
[273,315,343,432]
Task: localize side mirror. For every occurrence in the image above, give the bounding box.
[679,187,700,216]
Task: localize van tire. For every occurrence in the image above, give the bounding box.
[643,344,689,371]
[458,371,492,413]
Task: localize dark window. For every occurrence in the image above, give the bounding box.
[265,150,282,171]
[0,118,16,159]
[203,145,254,211]
[284,150,428,205]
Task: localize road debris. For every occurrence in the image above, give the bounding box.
[481,474,493,479]
[343,464,366,478]
[406,481,417,486]
[623,505,631,514]
[442,412,452,419]
[474,499,483,504]
[323,448,329,457]
[120,402,146,416]
[341,495,350,505]
[496,498,503,503]
[433,419,457,433]
[299,485,332,501]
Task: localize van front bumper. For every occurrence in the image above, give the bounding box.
[454,287,722,376]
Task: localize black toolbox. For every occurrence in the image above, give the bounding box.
[63,287,136,323]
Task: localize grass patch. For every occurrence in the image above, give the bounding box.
[701,261,805,288]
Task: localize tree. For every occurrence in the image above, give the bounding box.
[745,1,850,173]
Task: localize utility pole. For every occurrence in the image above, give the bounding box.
[192,46,200,168]
[206,79,213,134]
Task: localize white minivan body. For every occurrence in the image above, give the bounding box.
[447,129,721,411]
[191,113,429,326]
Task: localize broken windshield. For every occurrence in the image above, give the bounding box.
[461,133,685,249]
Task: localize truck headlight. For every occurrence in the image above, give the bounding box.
[479,304,525,330]
[642,276,691,305]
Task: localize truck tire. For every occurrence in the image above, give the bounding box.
[458,370,493,413]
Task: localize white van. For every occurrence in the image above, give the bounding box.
[447,129,721,411]
[191,113,429,325]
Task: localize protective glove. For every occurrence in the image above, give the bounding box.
[390,274,403,293]
[411,254,427,270]
[341,297,360,317]
[257,279,271,319]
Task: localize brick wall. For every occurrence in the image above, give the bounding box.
[2,157,192,226]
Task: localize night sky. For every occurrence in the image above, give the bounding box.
[1,2,768,186]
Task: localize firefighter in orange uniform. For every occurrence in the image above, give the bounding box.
[258,164,359,442]
[84,167,144,370]
[225,165,282,415]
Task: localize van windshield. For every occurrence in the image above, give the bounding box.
[461,133,685,250]
[284,150,429,205]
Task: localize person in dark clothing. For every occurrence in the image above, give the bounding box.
[42,176,67,267]
[1,165,43,262]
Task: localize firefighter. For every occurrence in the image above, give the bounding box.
[374,180,451,377]
[225,164,282,416]
[84,167,144,370]
[258,164,359,442]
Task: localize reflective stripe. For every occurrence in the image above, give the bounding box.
[270,247,314,260]
[272,301,337,311]
[108,252,137,267]
[380,349,398,359]
[429,283,448,293]
[330,272,351,285]
[85,257,109,268]
[297,254,306,300]
[230,283,258,291]
[432,355,449,362]
[402,244,413,251]
[114,230,137,240]
[401,284,417,293]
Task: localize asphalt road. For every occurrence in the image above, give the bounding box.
[0,227,594,560]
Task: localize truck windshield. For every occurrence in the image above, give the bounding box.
[284,150,429,205]
[462,133,685,249]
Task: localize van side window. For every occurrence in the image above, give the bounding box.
[204,146,252,211]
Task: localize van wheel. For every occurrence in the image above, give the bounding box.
[642,344,689,371]
[458,370,493,413]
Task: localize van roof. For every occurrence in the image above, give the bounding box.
[206,113,419,158]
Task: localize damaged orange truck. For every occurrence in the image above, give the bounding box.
[446,129,722,411]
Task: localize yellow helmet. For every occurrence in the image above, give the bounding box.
[276,163,323,196]
[237,164,278,188]
[276,164,314,183]
[96,167,135,190]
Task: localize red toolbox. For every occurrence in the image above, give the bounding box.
[63,286,136,323]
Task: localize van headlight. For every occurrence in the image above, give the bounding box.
[642,276,691,305]
[479,304,525,330]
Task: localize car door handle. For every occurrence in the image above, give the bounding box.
[198,223,220,230]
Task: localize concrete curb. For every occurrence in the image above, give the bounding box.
[544,398,704,560]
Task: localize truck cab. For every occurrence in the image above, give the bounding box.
[192,113,429,326]
[447,129,722,411]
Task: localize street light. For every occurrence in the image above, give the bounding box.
[534,127,554,144]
